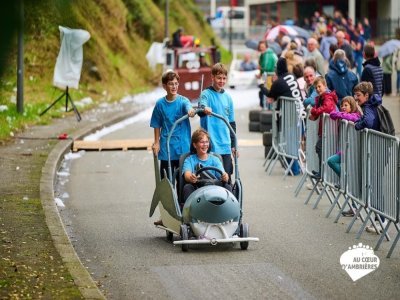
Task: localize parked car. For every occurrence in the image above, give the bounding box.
[165,46,218,102]
[228,49,259,89]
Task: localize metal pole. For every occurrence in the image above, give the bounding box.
[16,0,24,114]
[165,0,169,39]
[229,5,232,53]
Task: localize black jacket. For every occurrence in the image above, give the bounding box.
[361,57,384,97]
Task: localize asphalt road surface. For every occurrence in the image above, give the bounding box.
[58,88,400,299]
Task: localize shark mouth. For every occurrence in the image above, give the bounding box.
[191,219,239,239]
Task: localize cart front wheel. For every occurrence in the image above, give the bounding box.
[166,231,173,242]
[180,224,189,252]
[240,223,249,250]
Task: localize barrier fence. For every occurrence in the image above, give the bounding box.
[265,99,400,258]
[264,96,303,178]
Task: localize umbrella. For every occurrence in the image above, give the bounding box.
[266,41,282,56]
[264,25,311,41]
[245,39,282,55]
[378,39,400,57]
[245,39,259,50]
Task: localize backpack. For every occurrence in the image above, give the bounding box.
[376,105,395,136]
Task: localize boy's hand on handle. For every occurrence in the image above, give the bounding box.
[221,172,229,183]
[152,142,160,156]
[188,109,196,117]
[204,107,212,115]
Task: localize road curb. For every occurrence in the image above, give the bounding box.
[40,107,143,299]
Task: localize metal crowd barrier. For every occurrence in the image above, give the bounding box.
[295,110,319,197]
[295,113,400,258]
[264,96,303,178]
[308,114,341,210]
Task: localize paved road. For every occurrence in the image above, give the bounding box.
[58,88,400,299]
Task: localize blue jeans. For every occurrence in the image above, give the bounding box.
[327,153,341,176]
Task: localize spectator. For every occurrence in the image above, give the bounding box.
[361,44,384,97]
[240,53,257,71]
[353,81,385,232]
[199,53,209,68]
[325,49,358,106]
[309,76,338,178]
[336,30,355,68]
[267,57,303,175]
[306,37,326,76]
[320,29,337,61]
[284,42,304,73]
[293,63,306,99]
[329,43,339,62]
[382,53,393,96]
[363,17,371,41]
[395,49,400,96]
[172,27,184,48]
[351,28,365,79]
[303,66,320,107]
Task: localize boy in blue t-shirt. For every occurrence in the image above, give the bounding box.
[150,70,195,181]
[199,63,236,182]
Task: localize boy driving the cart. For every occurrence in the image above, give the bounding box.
[182,129,231,203]
[199,63,237,183]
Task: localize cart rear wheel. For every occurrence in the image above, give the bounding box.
[180,224,189,252]
[240,223,249,250]
[166,231,173,242]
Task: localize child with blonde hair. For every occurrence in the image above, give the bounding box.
[327,96,362,177]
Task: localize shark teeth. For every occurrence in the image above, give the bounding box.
[195,219,234,225]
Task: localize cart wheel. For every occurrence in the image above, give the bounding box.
[240,223,249,250]
[166,231,173,242]
[180,224,189,252]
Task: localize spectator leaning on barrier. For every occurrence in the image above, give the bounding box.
[325,49,358,106]
[303,66,320,108]
[361,44,384,97]
[327,96,361,177]
[267,57,303,175]
[353,81,386,232]
[354,81,381,131]
[309,76,338,178]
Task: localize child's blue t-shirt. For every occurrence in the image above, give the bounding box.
[150,95,192,161]
[182,154,225,179]
[199,87,235,155]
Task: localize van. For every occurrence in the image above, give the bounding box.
[211,6,248,39]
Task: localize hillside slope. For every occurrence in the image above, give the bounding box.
[0,0,219,139]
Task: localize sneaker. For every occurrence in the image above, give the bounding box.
[311,170,321,179]
[366,221,388,233]
[342,209,355,217]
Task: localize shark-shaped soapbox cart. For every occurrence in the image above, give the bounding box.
[149,109,259,251]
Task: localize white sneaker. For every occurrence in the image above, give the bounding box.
[366,221,388,233]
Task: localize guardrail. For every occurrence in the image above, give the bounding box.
[267,104,400,258]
